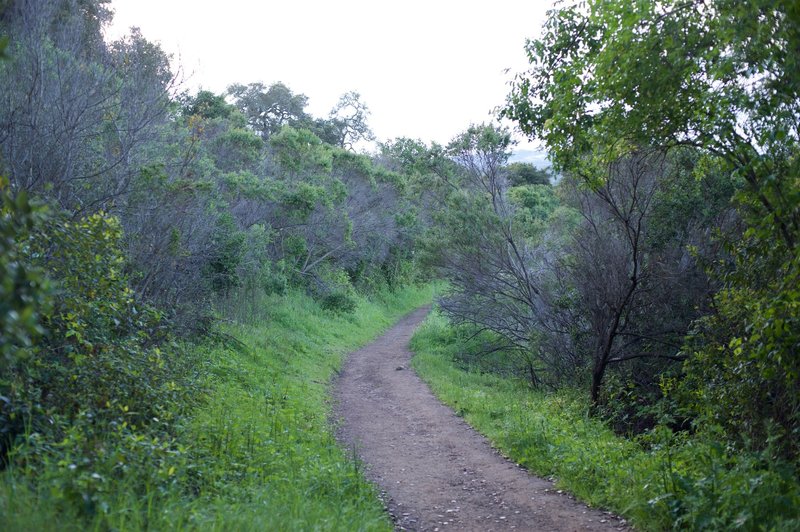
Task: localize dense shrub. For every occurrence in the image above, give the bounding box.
[0,183,52,466]
[1,198,204,516]
[677,235,800,459]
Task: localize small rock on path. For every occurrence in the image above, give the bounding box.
[333,306,630,531]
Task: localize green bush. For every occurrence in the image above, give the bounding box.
[0,182,52,465]
[674,165,800,460]
[207,212,246,294]
[313,265,358,314]
[2,279,435,530]
[2,201,203,518]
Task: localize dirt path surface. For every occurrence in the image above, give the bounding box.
[333,306,629,532]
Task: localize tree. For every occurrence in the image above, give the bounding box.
[181,89,234,120]
[506,162,551,186]
[429,124,559,384]
[503,0,800,453]
[227,82,310,140]
[562,151,683,406]
[328,91,375,150]
[0,3,174,213]
[503,0,798,250]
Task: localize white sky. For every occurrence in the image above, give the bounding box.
[106,0,553,155]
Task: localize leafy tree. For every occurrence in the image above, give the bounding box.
[210,127,263,173]
[181,89,234,120]
[506,162,551,186]
[503,0,800,453]
[503,0,798,248]
[507,184,558,239]
[227,82,310,140]
[425,124,554,383]
[268,126,333,180]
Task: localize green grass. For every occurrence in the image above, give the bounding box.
[1,284,436,531]
[410,310,800,531]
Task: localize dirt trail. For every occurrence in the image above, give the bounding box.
[333,306,629,532]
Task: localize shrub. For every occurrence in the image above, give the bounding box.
[2,199,203,517]
[0,182,52,466]
[312,265,358,314]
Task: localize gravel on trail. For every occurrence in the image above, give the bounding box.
[333,306,630,532]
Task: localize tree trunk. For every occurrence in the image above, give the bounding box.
[590,359,606,411]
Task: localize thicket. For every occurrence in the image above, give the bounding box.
[500,0,800,457]
[408,0,799,456]
[0,0,435,526]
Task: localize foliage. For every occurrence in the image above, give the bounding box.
[0,200,206,522]
[227,82,311,140]
[425,123,538,353]
[181,89,234,120]
[411,312,800,530]
[677,241,800,459]
[502,0,800,456]
[506,162,551,186]
[0,1,174,212]
[507,183,558,238]
[0,182,52,464]
[313,265,358,314]
[206,212,246,294]
[1,284,435,530]
[425,123,725,412]
[0,182,50,372]
[328,91,375,150]
[0,0,432,526]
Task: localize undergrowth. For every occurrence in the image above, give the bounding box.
[410,310,800,531]
[1,284,436,530]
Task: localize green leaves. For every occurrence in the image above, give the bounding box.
[505,0,800,200]
[505,0,800,459]
[0,184,51,371]
[269,126,333,177]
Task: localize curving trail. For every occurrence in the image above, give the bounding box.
[333,306,629,532]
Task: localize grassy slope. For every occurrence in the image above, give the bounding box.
[1,285,436,531]
[410,311,800,531]
[183,287,437,531]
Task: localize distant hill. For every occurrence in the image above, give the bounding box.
[509,148,550,169]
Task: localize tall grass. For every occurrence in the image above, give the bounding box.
[410,311,800,531]
[1,285,436,531]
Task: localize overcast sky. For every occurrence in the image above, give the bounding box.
[106,0,553,157]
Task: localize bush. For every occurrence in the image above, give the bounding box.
[0,182,52,466]
[312,265,358,314]
[1,200,203,517]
